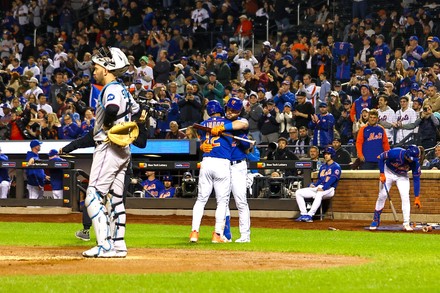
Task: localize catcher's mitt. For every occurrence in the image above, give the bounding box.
[106,121,139,147]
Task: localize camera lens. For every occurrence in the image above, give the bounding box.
[423,107,428,111]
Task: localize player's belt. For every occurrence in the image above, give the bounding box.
[230,160,244,165]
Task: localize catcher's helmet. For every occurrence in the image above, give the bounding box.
[323,146,336,158]
[92,47,129,77]
[226,97,243,111]
[405,145,420,161]
[206,100,224,116]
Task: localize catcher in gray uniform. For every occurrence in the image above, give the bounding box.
[81,47,140,258]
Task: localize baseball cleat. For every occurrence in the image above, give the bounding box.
[403,223,414,232]
[302,215,313,222]
[369,220,380,230]
[189,230,199,243]
[295,215,306,222]
[75,229,90,241]
[82,245,116,258]
[211,232,228,243]
[235,237,251,243]
[114,250,128,258]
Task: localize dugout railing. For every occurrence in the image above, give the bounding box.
[0,159,317,213]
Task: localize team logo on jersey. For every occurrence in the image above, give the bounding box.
[107,93,115,101]
[367,132,383,141]
[335,169,340,175]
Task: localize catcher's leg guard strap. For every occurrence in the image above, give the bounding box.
[85,187,111,250]
[107,191,127,251]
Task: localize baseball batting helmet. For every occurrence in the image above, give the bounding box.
[405,145,420,161]
[323,146,336,158]
[226,97,243,111]
[206,100,224,116]
[92,47,129,77]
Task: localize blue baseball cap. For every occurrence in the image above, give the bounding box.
[364,68,372,75]
[413,97,423,105]
[48,149,59,157]
[427,36,440,43]
[409,36,418,41]
[30,139,42,148]
[359,84,370,90]
[163,175,173,181]
[283,55,293,61]
[319,102,328,107]
[284,102,292,108]
[410,83,419,90]
[134,79,142,84]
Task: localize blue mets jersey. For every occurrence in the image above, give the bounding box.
[230,117,250,161]
[141,178,165,198]
[159,187,176,198]
[199,116,233,160]
[378,148,421,196]
[49,157,66,190]
[314,161,342,190]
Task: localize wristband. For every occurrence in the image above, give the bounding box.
[223,123,233,131]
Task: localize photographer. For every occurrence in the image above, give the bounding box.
[201,72,224,106]
[267,137,298,176]
[415,104,439,150]
[180,171,197,198]
[177,85,202,128]
[233,49,258,80]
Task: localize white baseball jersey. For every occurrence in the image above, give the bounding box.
[93,81,140,142]
[378,106,397,143]
[395,107,418,143]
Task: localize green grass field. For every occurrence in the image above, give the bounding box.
[1,222,440,292]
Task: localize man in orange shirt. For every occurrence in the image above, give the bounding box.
[356,109,390,170]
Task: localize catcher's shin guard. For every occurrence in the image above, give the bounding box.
[85,187,112,250]
[106,191,127,251]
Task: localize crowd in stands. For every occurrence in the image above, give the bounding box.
[1,0,440,165]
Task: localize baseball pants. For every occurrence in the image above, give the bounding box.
[230,161,250,238]
[296,186,335,216]
[375,165,411,224]
[192,157,231,235]
[0,180,10,199]
[87,142,130,251]
[27,184,44,199]
[52,190,63,199]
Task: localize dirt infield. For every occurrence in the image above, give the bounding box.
[1,213,428,276]
[0,246,369,276]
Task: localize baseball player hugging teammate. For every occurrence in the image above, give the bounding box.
[60,47,140,258]
[369,145,421,231]
[218,98,251,243]
[190,98,250,243]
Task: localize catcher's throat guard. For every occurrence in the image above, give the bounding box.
[105,121,140,147]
